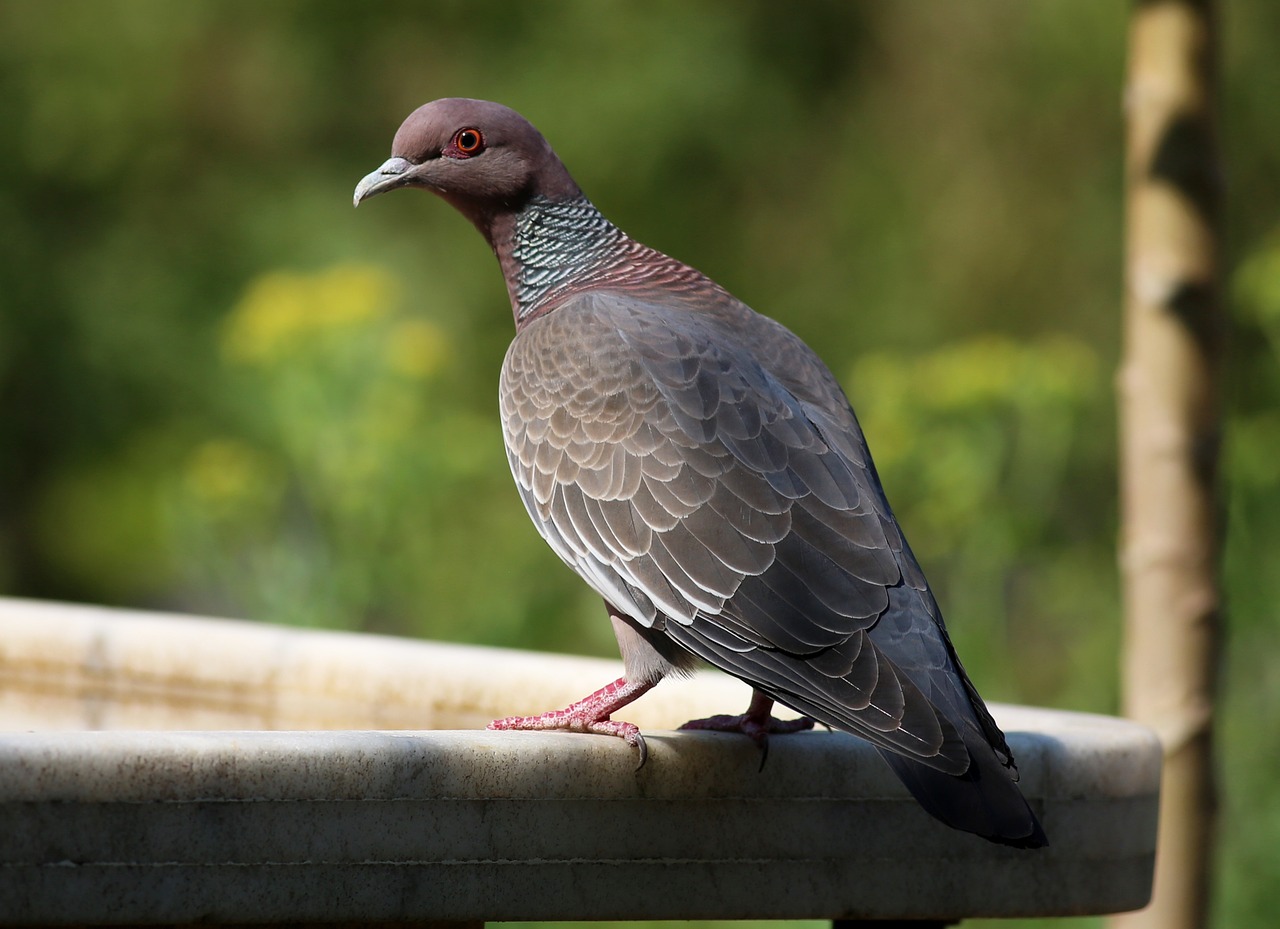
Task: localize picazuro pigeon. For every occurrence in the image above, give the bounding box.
[354,98,1047,848]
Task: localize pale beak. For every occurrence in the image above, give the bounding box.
[353,157,414,207]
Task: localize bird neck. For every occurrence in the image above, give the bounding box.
[485,194,624,326]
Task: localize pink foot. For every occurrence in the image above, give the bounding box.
[678,690,815,766]
[488,676,656,766]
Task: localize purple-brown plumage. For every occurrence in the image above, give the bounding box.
[354,98,1047,848]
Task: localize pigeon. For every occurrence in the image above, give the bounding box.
[354,98,1047,848]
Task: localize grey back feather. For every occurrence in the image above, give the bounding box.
[501,288,1008,776]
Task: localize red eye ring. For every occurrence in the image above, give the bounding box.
[453,127,484,155]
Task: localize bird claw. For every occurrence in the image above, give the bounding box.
[488,711,648,767]
[678,705,815,770]
[486,676,655,768]
[679,711,814,735]
[630,730,648,770]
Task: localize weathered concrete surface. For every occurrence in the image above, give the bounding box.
[0,596,760,731]
[0,598,1160,923]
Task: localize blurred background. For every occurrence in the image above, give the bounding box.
[0,2,1276,927]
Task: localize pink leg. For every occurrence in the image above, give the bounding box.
[679,689,815,764]
[488,676,656,765]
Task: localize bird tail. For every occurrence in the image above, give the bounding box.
[877,743,1048,849]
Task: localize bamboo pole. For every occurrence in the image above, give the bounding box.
[1112,2,1224,928]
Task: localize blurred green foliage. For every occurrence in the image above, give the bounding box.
[1,2,1277,927]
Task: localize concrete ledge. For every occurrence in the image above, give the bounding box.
[0,597,759,731]
[0,598,1160,923]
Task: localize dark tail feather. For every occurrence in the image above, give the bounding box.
[878,746,1049,849]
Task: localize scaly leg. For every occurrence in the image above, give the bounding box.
[488,676,656,765]
[679,689,815,766]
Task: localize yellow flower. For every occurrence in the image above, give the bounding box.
[222,264,400,363]
[385,318,449,379]
[184,439,272,505]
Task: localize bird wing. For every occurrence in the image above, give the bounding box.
[500,289,1009,775]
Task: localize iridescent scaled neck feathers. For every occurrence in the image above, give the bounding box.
[510,196,625,322]
[499,195,714,327]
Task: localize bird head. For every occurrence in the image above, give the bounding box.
[353,98,581,240]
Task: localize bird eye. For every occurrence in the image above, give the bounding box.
[453,128,485,155]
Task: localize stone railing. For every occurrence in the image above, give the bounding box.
[0,598,1160,926]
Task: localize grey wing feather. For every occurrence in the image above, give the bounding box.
[501,289,1006,776]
